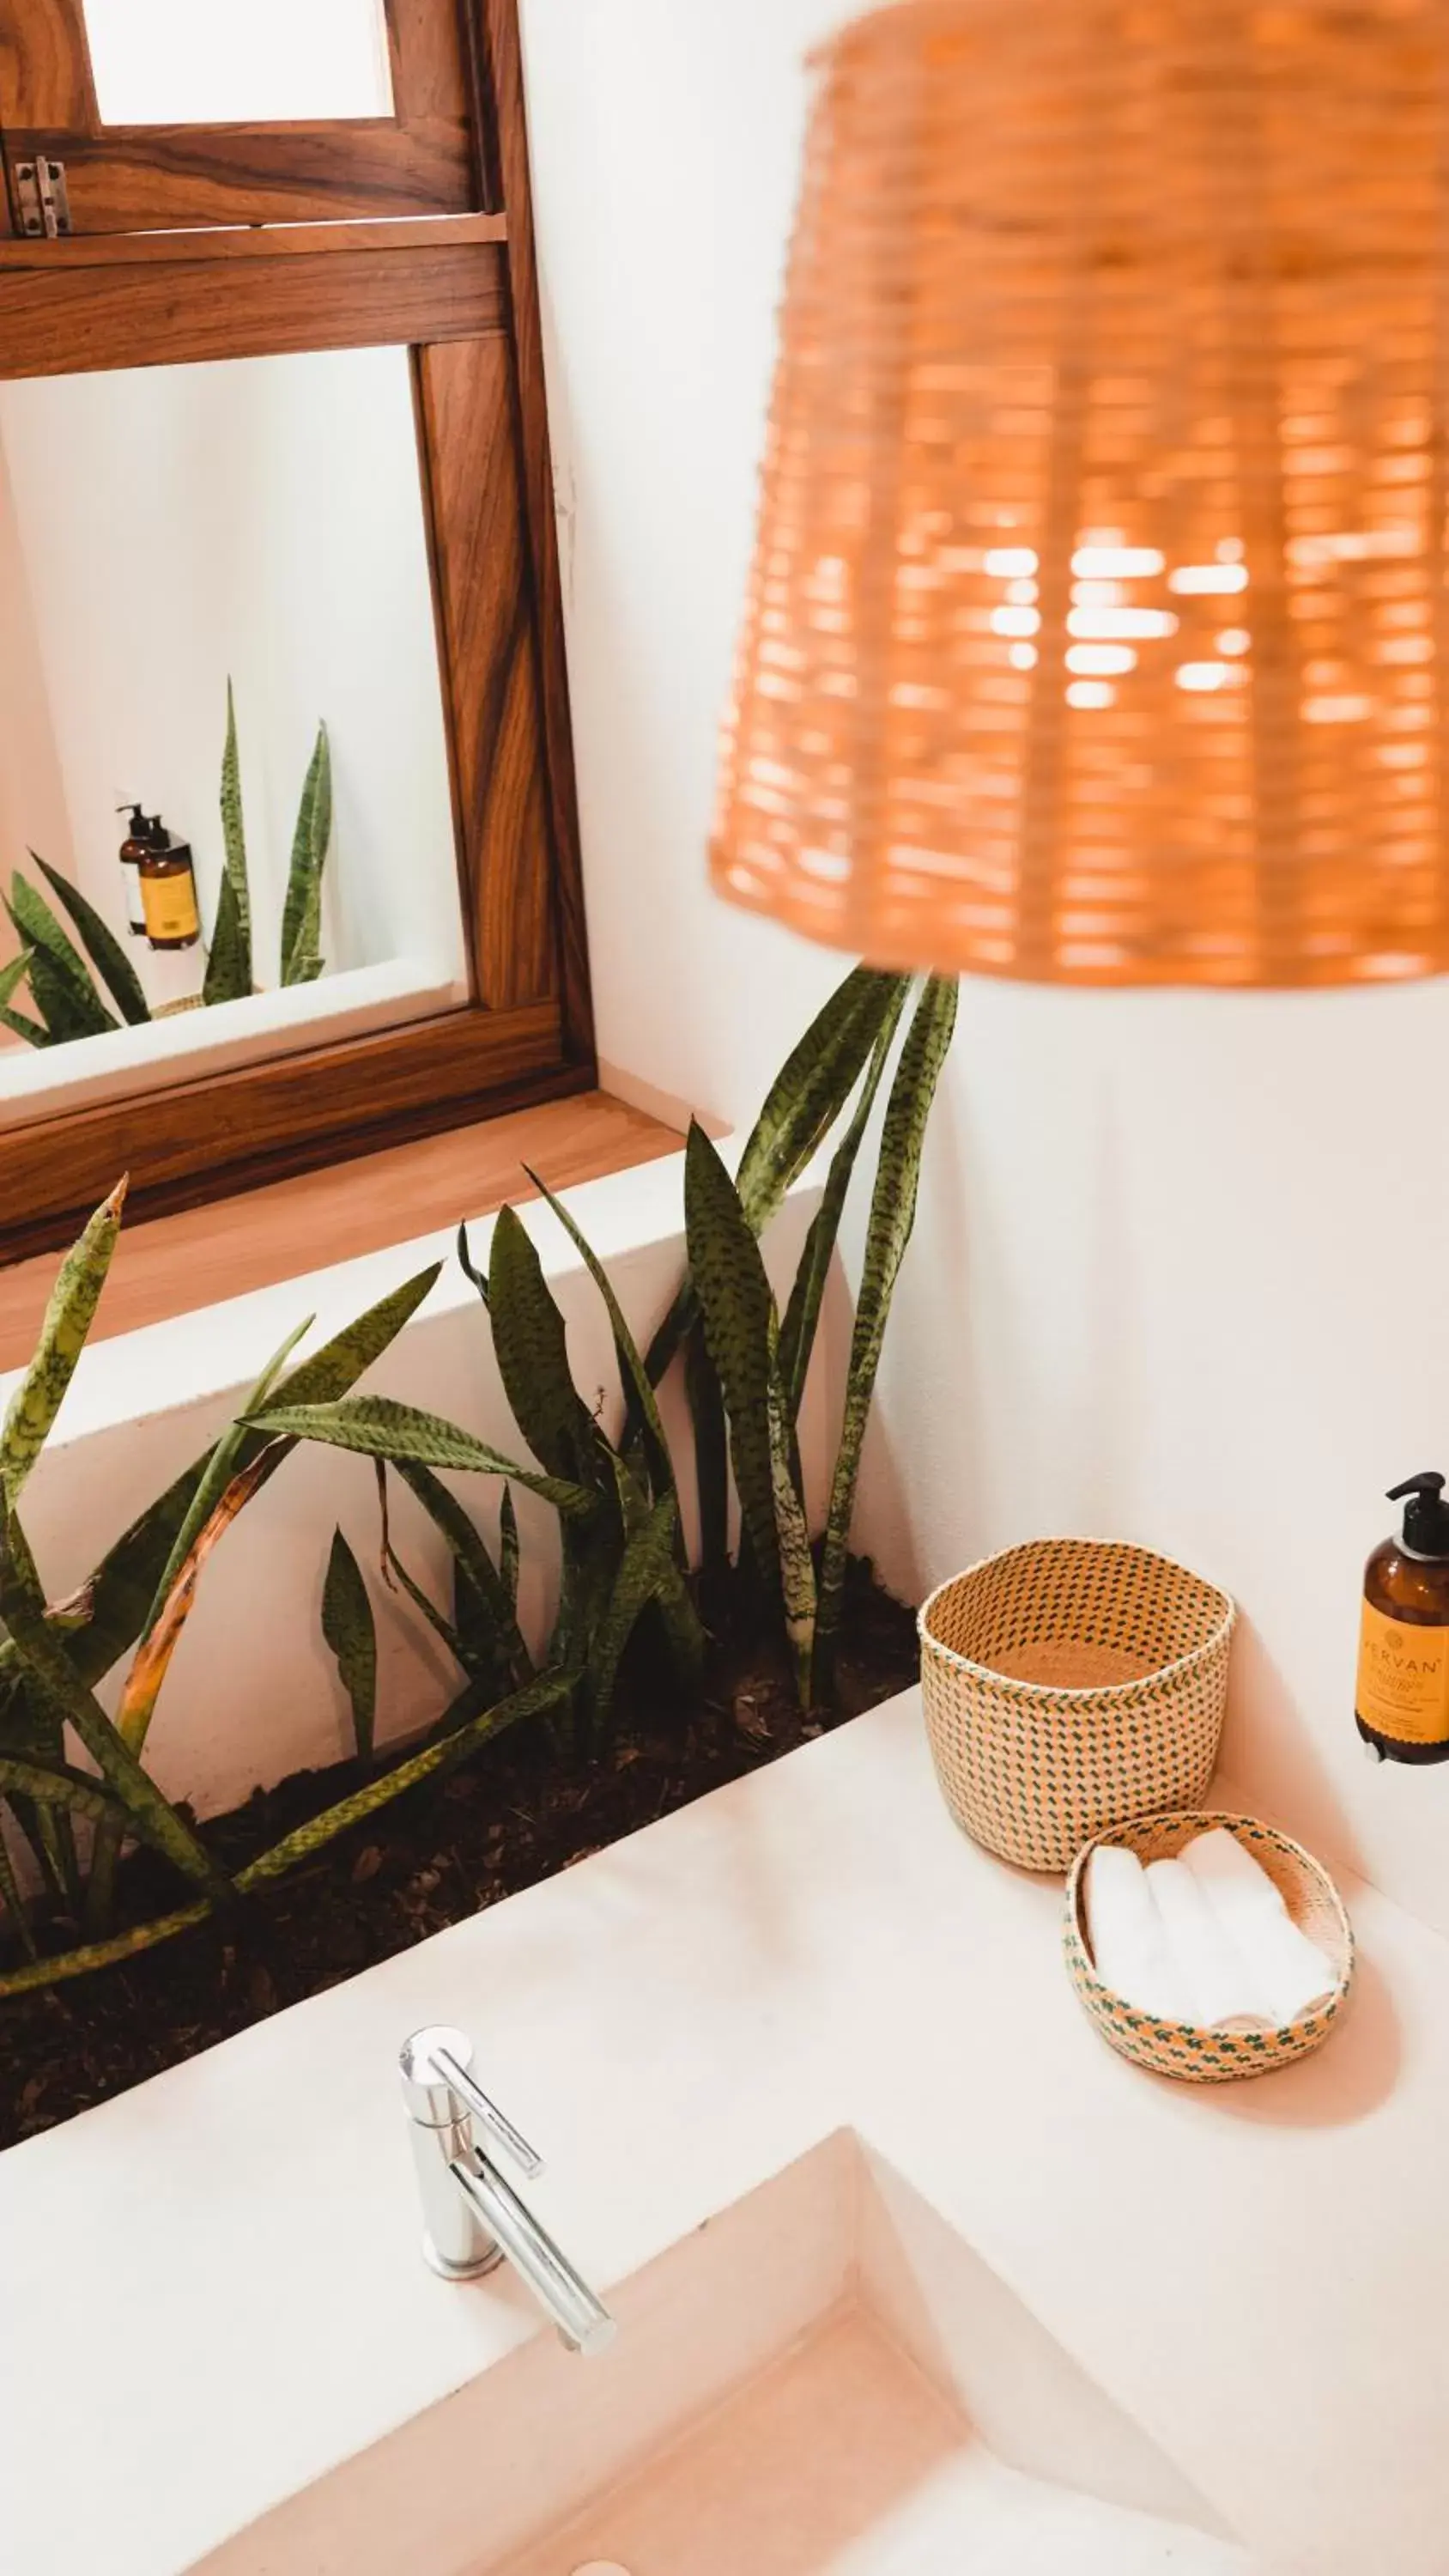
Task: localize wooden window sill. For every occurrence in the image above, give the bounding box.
[0,1090,682,1376]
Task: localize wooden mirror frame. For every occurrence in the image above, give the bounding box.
[0,0,593,1264]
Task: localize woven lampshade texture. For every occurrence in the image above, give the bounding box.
[712,0,1449,987]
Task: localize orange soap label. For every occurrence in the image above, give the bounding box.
[141,874,198,943]
[1356,1600,1449,1744]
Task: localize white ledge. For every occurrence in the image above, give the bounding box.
[0,1690,1441,2576]
[0,956,463,1126]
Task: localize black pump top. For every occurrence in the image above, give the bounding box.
[1389,1473,1449,1559]
[118,802,148,840]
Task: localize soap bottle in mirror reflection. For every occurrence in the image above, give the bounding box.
[138,814,200,951]
[116,802,151,938]
[1356,1473,1449,1765]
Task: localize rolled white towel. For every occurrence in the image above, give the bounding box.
[1144,1856,1270,2029]
[1180,1827,1337,2027]
[1083,1844,1196,2022]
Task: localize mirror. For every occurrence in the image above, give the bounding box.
[0,343,468,1115]
[81,0,396,128]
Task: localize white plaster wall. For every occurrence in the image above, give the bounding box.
[517,0,1449,1933]
[0,344,466,1019]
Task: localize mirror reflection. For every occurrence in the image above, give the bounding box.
[0,343,467,1100]
[81,0,395,128]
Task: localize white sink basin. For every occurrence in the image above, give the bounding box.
[197,2134,1252,2576]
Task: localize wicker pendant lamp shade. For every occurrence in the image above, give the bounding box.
[712,0,1449,987]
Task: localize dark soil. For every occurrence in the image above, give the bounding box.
[0,1559,918,2148]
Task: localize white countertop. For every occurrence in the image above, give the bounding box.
[2,1688,1443,2576]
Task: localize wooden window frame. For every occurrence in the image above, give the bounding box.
[0,0,593,1266]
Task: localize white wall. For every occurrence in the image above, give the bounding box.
[518,0,1449,1934]
[0,345,466,1020]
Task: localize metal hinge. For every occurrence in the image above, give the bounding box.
[14,156,72,240]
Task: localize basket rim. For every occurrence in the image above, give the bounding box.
[918,1537,1236,1704]
[1064,1809,1355,2040]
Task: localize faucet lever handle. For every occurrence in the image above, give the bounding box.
[398,2026,543,2178]
[433,2045,543,2178]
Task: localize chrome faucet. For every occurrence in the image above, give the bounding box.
[399,2026,615,2355]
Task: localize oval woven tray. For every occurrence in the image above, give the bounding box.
[1064,1812,1355,2083]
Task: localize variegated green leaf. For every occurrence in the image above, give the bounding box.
[488,1203,601,1482]
[391,1456,530,1688]
[0,1899,211,1997]
[31,852,150,1028]
[202,869,250,1008]
[7,873,117,1036]
[280,722,332,987]
[587,1492,682,1729]
[234,1668,573,1889]
[637,965,910,1416]
[457,1219,490,1307]
[499,1485,518,1613]
[525,1165,677,1512]
[250,1394,597,1516]
[322,1528,378,1760]
[734,965,911,1233]
[767,1320,816,1706]
[0,1810,37,1959]
[684,1321,728,1589]
[0,1497,230,1905]
[779,984,909,1419]
[0,947,45,1049]
[816,975,958,1659]
[0,1261,440,1709]
[142,1313,313,1640]
[683,1122,779,1596]
[2,1178,125,1503]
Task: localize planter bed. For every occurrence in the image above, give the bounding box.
[0,1558,916,2146]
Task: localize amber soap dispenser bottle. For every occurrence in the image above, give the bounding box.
[1356,1473,1449,1764]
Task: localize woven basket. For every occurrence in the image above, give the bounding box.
[1064,1812,1355,2082]
[919,1540,1234,1871]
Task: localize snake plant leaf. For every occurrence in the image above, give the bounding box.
[637,965,911,1416]
[30,853,150,1028]
[272,1263,443,1411]
[0,1263,442,1725]
[683,1122,780,1598]
[587,1492,683,1730]
[391,1456,530,1689]
[779,984,909,1420]
[488,1203,601,1484]
[734,966,912,1235]
[0,947,46,1047]
[767,1319,816,1707]
[202,869,251,1008]
[0,1898,213,1998]
[0,1812,37,1959]
[280,721,332,987]
[203,677,253,1008]
[235,1668,573,1890]
[21,938,108,1046]
[499,1484,519,1614]
[0,1497,230,1905]
[322,1528,378,1761]
[524,1166,677,1513]
[2,1177,125,1504]
[250,1394,597,1517]
[0,1753,171,1841]
[457,1220,490,1308]
[684,1320,728,1588]
[816,975,959,1662]
[6,873,118,1037]
[141,1313,314,1641]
